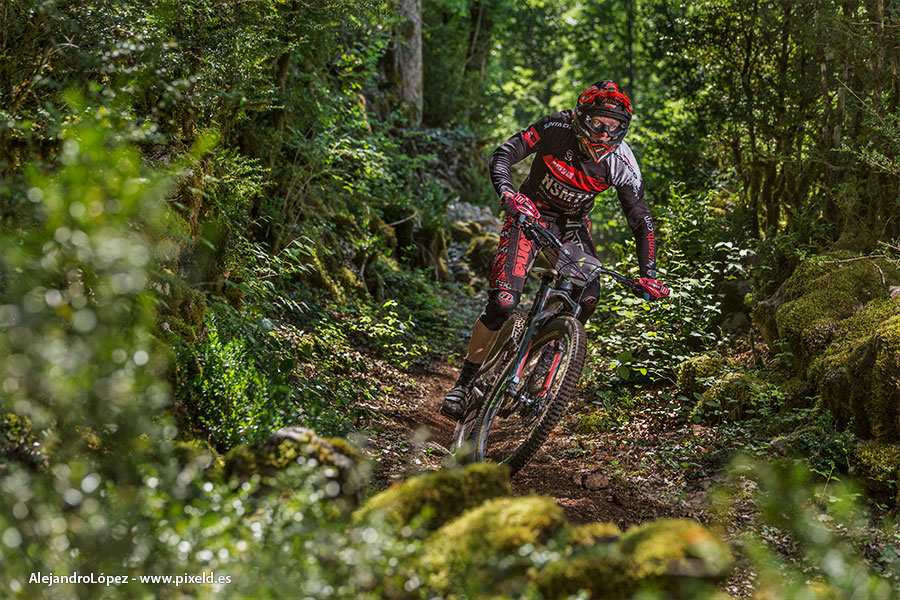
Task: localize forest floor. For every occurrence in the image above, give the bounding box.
[350,350,757,597]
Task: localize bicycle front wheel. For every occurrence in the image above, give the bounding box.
[469,315,586,475]
[450,311,527,453]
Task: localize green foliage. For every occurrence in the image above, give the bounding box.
[585,187,751,382]
[718,457,900,598]
[184,316,295,450]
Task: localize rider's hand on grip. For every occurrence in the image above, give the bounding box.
[633,271,670,301]
[501,190,541,222]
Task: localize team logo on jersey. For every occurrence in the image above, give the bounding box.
[523,127,540,148]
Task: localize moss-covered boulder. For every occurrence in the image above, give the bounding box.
[810,297,900,439]
[466,232,500,276]
[172,438,218,469]
[676,353,726,395]
[153,268,207,343]
[225,427,364,509]
[421,495,568,595]
[564,521,622,548]
[353,463,510,533]
[535,518,732,599]
[772,255,898,369]
[851,441,900,503]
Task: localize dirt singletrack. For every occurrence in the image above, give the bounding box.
[359,358,709,528]
[355,355,754,596]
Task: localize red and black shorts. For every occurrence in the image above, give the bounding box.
[480,212,601,330]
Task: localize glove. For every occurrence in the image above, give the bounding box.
[633,271,670,301]
[500,190,541,221]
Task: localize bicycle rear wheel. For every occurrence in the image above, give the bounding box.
[450,311,527,452]
[469,315,586,475]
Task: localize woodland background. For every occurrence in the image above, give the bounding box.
[2,0,900,598]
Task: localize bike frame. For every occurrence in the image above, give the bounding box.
[492,217,636,417]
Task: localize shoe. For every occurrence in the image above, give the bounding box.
[440,383,471,420]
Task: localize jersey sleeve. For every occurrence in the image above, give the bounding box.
[608,143,657,277]
[489,116,549,197]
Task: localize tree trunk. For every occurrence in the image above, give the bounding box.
[395,0,423,126]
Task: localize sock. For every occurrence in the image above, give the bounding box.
[457,358,481,387]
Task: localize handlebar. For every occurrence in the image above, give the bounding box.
[517,215,638,291]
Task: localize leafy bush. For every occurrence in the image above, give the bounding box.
[185,316,295,450]
[586,187,751,382]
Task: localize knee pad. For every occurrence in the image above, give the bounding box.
[578,280,601,325]
[480,289,521,330]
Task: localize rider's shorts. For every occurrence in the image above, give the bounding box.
[480,212,600,329]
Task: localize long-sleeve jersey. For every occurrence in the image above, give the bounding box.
[489,109,657,277]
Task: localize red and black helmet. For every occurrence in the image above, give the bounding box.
[573,80,633,162]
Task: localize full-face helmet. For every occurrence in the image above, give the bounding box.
[573,80,632,162]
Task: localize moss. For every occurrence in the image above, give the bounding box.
[534,546,627,599]
[466,232,500,276]
[224,427,364,509]
[171,439,217,469]
[676,353,725,394]
[564,522,622,548]
[369,216,397,250]
[775,257,892,369]
[449,219,482,243]
[575,411,609,435]
[619,518,732,581]
[154,268,207,344]
[324,436,363,464]
[335,266,365,295]
[1,413,44,471]
[421,495,567,595]
[535,519,731,599]
[852,441,900,502]
[811,297,900,438]
[353,463,511,533]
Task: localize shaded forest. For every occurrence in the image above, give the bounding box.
[1,0,900,598]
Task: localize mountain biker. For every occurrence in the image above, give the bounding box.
[441,80,670,420]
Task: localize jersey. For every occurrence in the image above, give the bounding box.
[489,109,657,277]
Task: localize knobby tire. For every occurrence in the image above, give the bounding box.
[468,315,586,475]
[449,311,527,452]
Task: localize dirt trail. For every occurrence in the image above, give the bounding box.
[356,356,753,596]
[360,358,708,528]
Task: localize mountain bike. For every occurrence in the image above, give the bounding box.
[449,217,640,475]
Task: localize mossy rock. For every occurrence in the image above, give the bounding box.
[619,518,732,581]
[171,439,218,469]
[353,463,511,533]
[676,353,726,395]
[851,441,900,503]
[421,495,568,596]
[153,268,207,344]
[466,232,500,276]
[564,521,622,549]
[335,266,365,295]
[449,219,482,243]
[225,427,364,509]
[369,216,397,250]
[535,519,732,599]
[703,371,766,419]
[811,297,900,438]
[774,255,896,369]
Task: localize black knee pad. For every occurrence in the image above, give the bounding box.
[578,280,601,325]
[480,289,521,330]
